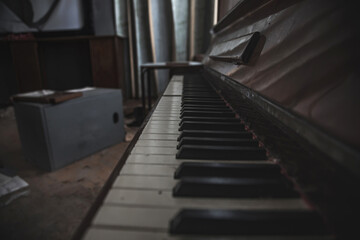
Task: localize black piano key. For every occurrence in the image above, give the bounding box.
[174,162,282,179]
[181,100,226,106]
[181,103,227,108]
[179,117,239,125]
[172,177,299,198]
[177,130,253,141]
[181,108,232,114]
[177,137,258,149]
[182,94,219,98]
[181,105,230,110]
[181,104,227,109]
[182,88,213,92]
[176,145,266,160]
[179,121,244,131]
[180,111,235,118]
[182,97,222,101]
[169,209,327,235]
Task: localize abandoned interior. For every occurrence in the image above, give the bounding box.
[0,0,359,240]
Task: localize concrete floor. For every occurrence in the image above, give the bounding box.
[0,100,141,240]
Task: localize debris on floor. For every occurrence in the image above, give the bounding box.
[0,169,30,206]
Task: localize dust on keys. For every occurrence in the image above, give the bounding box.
[83,74,333,240]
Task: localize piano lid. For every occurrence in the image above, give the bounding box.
[203,0,360,173]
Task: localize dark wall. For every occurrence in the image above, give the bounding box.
[0,42,17,108]
[39,41,93,90]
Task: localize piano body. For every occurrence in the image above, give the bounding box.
[76,0,360,239]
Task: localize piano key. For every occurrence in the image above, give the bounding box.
[90,205,329,239]
[152,113,180,117]
[104,188,307,210]
[83,229,168,240]
[181,100,226,106]
[177,137,258,149]
[148,120,180,124]
[92,205,175,231]
[180,111,235,118]
[153,110,181,113]
[177,130,253,140]
[180,104,229,109]
[143,124,179,130]
[181,107,232,112]
[84,228,334,240]
[182,96,222,100]
[176,145,267,160]
[182,93,217,97]
[169,209,327,235]
[121,163,177,176]
[136,139,177,148]
[83,76,333,239]
[179,117,240,125]
[127,154,270,165]
[174,162,281,179]
[179,121,244,131]
[139,133,179,140]
[172,177,299,198]
[150,116,180,121]
[113,175,175,190]
[142,128,179,134]
[146,122,179,128]
[132,146,178,155]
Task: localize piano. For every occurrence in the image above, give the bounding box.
[75,0,360,239]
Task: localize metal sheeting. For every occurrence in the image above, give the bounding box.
[114,0,128,37]
[172,0,190,61]
[149,0,175,93]
[132,0,154,97]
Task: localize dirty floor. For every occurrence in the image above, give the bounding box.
[0,99,142,240]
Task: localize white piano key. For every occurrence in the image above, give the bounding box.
[139,133,179,140]
[158,100,181,104]
[143,125,180,131]
[132,146,178,155]
[151,114,180,117]
[83,228,169,240]
[142,128,179,134]
[153,109,180,113]
[156,101,181,104]
[113,175,175,190]
[153,108,181,112]
[154,107,179,110]
[104,188,308,211]
[92,205,176,231]
[126,154,274,165]
[127,154,180,165]
[84,228,334,240]
[92,205,331,240]
[156,103,181,106]
[147,120,179,126]
[150,116,180,121]
[143,125,179,131]
[152,110,180,113]
[157,101,181,103]
[135,139,177,147]
[121,163,176,176]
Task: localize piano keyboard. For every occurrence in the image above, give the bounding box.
[83,74,333,239]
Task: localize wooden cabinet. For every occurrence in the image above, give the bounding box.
[89,37,125,91]
[4,36,127,98]
[10,41,43,93]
